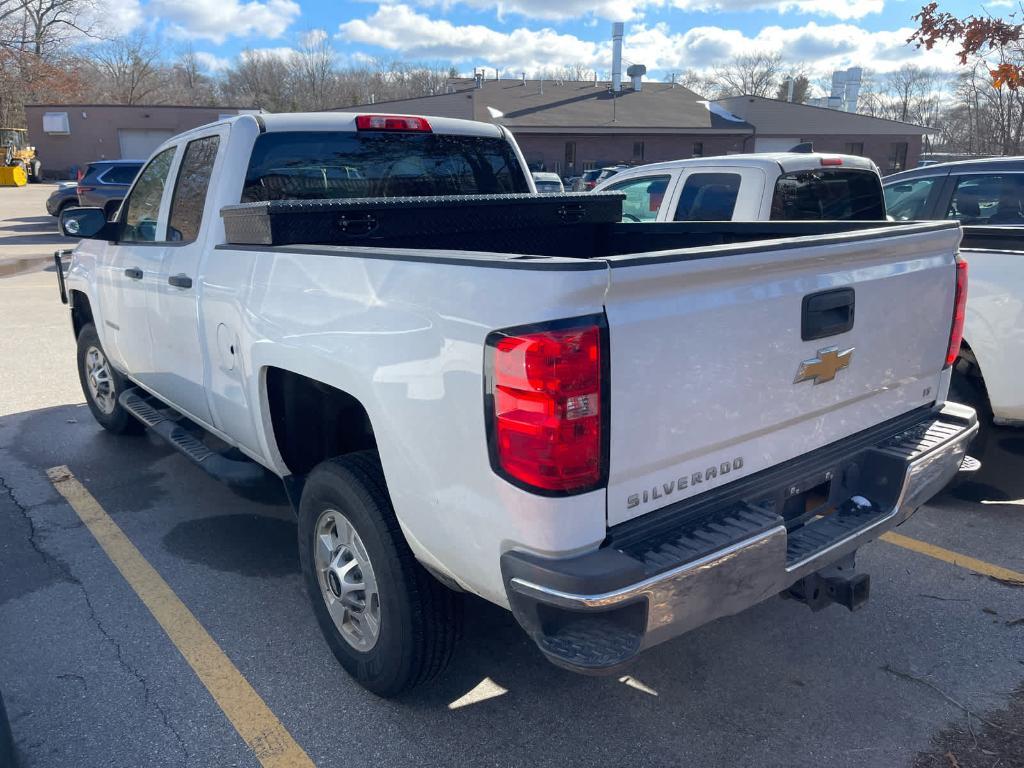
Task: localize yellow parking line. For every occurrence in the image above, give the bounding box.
[880,531,1024,585]
[47,466,315,768]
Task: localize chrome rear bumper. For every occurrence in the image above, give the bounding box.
[502,402,978,674]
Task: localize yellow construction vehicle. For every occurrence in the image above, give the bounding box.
[1,128,42,183]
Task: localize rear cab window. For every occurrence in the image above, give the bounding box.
[241,131,530,202]
[771,169,885,220]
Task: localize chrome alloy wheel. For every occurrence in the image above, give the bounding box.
[84,346,116,415]
[315,508,381,652]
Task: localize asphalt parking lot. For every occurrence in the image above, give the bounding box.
[1,185,1023,768]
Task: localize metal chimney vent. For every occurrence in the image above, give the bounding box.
[611,22,624,93]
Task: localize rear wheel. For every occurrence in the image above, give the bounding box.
[298,451,461,697]
[76,323,142,435]
[29,159,41,182]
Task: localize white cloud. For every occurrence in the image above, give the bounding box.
[193,51,232,72]
[413,0,882,21]
[299,28,329,47]
[669,0,883,21]
[337,5,957,76]
[149,0,301,43]
[338,4,601,71]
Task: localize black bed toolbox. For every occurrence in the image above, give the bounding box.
[220,193,623,256]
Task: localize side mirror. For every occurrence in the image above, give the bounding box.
[60,207,114,240]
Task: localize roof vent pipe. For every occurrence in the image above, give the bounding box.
[611,22,624,93]
[521,71,526,85]
[627,63,646,91]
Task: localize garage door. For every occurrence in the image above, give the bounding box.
[755,137,800,153]
[118,129,175,160]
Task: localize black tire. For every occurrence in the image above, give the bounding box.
[949,366,991,458]
[55,199,74,218]
[76,323,142,435]
[28,159,40,182]
[298,451,461,697]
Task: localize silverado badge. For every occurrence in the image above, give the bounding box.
[794,346,854,385]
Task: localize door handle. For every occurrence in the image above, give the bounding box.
[802,288,855,341]
[168,274,193,289]
[124,267,143,280]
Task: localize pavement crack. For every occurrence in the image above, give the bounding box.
[1,471,192,764]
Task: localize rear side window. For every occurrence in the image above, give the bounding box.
[168,136,220,243]
[946,174,1024,225]
[884,178,937,221]
[675,173,741,221]
[102,165,141,184]
[241,131,530,202]
[771,169,884,220]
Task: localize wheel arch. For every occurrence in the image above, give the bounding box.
[263,366,379,478]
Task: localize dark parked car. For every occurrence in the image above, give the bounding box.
[883,156,1024,225]
[77,160,143,219]
[45,181,79,217]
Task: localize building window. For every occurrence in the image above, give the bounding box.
[582,160,596,171]
[632,141,645,162]
[564,141,576,170]
[844,142,864,156]
[888,142,908,174]
[42,112,70,134]
[692,142,704,158]
[553,160,562,174]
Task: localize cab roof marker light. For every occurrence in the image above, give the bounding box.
[355,115,432,132]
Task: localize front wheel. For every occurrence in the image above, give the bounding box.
[76,323,142,434]
[298,451,461,697]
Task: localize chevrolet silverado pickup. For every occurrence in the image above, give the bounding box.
[592,152,884,223]
[56,112,976,697]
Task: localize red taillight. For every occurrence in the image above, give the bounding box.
[355,114,432,132]
[76,186,93,194]
[820,157,843,166]
[946,259,968,368]
[487,320,605,493]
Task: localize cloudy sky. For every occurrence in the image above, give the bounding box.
[121,0,975,78]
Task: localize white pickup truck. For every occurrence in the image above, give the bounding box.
[593,152,884,223]
[56,112,976,697]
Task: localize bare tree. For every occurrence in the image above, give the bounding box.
[16,0,99,55]
[710,53,783,98]
[88,33,163,105]
[290,30,334,110]
[223,49,295,112]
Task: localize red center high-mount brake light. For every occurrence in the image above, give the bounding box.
[355,114,432,132]
[486,318,606,494]
[820,157,843,166]
[946,258,968,368]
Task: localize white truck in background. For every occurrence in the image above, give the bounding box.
[593,152,884,223]
[56,112,976,697]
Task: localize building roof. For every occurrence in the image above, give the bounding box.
[353,78,755,135]
[714,95,933,136]
[25,103,248,111]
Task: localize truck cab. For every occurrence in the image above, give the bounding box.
[594,153,884,223]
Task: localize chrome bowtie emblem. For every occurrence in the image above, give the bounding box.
[794,346,854,385]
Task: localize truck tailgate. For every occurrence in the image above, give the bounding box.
[602,222,961,526]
